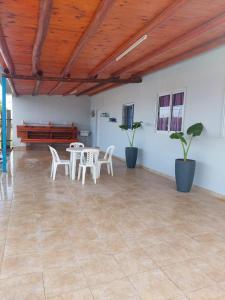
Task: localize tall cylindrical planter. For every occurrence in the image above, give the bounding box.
[175,159,196,192]
[125,147,138,168]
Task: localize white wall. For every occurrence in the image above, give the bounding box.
[12,95,90,147]
[90,45,225,195]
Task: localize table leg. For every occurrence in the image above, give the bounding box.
[70,153,73,180]
[71,152,77,180]
[96,163,100,179]
[70,152,74,180]
[73,155,77,180]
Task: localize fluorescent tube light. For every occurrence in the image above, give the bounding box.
[116,34,147,61]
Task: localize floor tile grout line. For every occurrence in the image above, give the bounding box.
[111,253,146,299]
[70,261,95,299]
[78,253,134,299]
[41,271,47,300]
[187,283,225,298]
[125,274,143,299]
[157,265,187,295]
[87,286,95,300]
[158,262,217,297]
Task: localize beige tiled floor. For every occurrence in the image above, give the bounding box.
[0,148,225,299]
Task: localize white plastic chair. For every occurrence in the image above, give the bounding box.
[70,142,84,147]
[49,146,70,180]
[69,142,84,179]
[98,145,115,176]
[77,149,99,185]
[69,142,84,159]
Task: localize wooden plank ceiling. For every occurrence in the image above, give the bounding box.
[1,0,225,97]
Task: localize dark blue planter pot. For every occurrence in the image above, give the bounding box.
[125,147,138,168]
[175,159,196,192]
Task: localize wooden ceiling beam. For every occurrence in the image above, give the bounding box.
[76,82,108,96]
[89,0,187,76]
[75,0,187,95]
[61,0,114,77]
[136,34,225,77]
[0,26,18,96]
[62,85,80,96]
[32,80,41,96]
[77,75,140,95]
[32,0,52,96]
[3,74,142,84]
[113,11,225,76]
[49,0,114,95]
[89,34,225,97]
[32,71,43,96]
[32,0,52,75]
[88,83,120,96]
[6,76,18,97]
[0,27,15,74]
[48,82,64,96]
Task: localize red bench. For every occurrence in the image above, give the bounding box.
[17,123,78,144]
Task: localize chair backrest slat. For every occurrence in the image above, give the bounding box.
[80,149,99,165]
[49,145,60,163]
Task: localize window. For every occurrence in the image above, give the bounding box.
[157,94,170,131]
[122,104,134,129]
[170,92,184,131]
[156,91,185,132]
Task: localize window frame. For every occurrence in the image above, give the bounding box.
[122,102,134,129]
[155,88,186,134]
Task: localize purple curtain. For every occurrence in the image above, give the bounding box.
[170,92,184,131]
[172,92,184,106]
[157,95,170,131]
[159,95,170,107]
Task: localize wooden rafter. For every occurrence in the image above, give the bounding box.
[0,28,15,74]
[6,74,18,97]
[3,74,142,84]
[63,83,82,96]
[113,11,225,76]
[48,0,114,95]
[85,8,225,95]
[61,0,114,77]
[32,80,41,96]
[137,34,225,77]
[2,1,225,96]
[32,0,52,74]
[62,85,80,96]
[88,34,225,96]
[76,82,108,96]
[48,82,64,96]
[32,71,43,96]
[74,0,187,95]
[0,26,18,96]
[32,0,52,96]
[89,83,119,96]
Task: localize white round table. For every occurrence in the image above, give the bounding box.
[66,147,99,180]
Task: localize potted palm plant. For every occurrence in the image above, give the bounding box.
[170,122,203,192]
[119,121,142,168]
